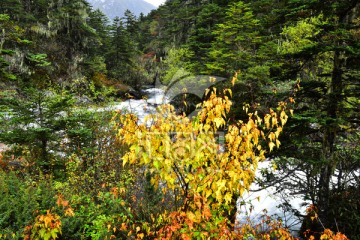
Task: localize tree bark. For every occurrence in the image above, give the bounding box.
[318,48,343,225]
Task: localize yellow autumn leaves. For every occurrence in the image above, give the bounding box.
[115,85,291,237]
[116,87,289,204]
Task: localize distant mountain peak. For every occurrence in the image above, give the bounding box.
[87,0,156,19]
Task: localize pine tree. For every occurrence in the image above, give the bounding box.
[264,0,360,236]
[205,1,261,77]
[0,88,74,173]
[84,8,110,78]
[185,3,224,73]
[0,14,19,82]
[0,0,23,20]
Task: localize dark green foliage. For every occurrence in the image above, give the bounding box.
[106,17,135,80]
[327,186,360,240]
[205,1,261,76]
[0,14,22,82]
[185,3,224,73]
[257,0,360,235]
[0,171,57,238]
[0,88,75,172]
[0,0,22,19]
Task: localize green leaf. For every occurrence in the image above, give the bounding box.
[44,232,51,240]
[153,160,160,170]
[50,229,59,239]
[39,228,46,237]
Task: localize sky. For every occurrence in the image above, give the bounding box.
[144,0,166,7]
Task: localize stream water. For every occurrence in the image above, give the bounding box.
[237,161,308,236]
[98,88,169,124]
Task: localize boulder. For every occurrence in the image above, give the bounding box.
[113,83,143,99]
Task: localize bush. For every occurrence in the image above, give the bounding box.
[0,171,57,238]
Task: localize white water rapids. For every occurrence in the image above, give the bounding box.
[97,88,169,124]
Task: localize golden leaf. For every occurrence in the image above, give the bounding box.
[276,139,281,148]
[231,72,238,86]
[65,207,75,217]
[187,212,196,223]
[269,142,275,152]
[205,189,212,199]
[224,192,232,204]
[268,132,275,142]
[264,114,271,129]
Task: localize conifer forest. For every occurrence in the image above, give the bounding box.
[0,0,359,239]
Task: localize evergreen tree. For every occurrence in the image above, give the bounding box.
[0,14,19,82]
[105,16,145,87]
[84,8,110,78]
[0,87,74,173]
[0,0,23,20]
[185,3,224,73]
[263,0,360,236]
[123,9,138,37]
[106,17,131,79]
[206,1,260,77]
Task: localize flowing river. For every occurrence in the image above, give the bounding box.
[98,88,169,124]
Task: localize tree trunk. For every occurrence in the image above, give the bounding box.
[318,48,343,225]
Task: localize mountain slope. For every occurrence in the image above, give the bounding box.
[87,0,156,19]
